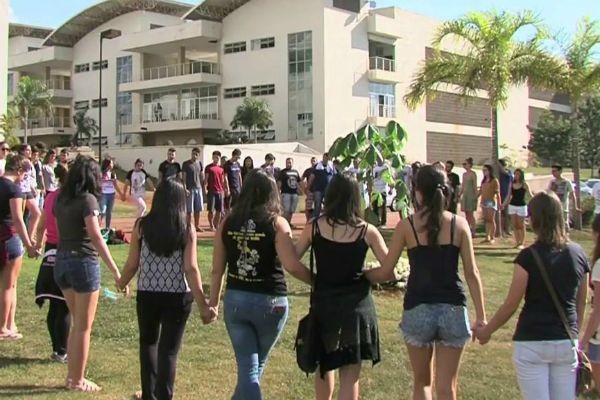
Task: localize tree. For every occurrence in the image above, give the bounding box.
[552,18,600,229]
[528,112,573,167]
[0,106,21,146]
[72,108,98,146]
[230,97,273,143]
[404,10,561,162]
[12,76,54,144]
[579,94,600,176]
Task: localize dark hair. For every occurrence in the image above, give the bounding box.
[134,158,143,166]
[265,153,275,161]
[232,149,241,157]
[212,150,221,157]
[31,147,40,154]
[529,192,567,248]
[464,157,473,166]
[230,169,280,224]
[43,149,56,164]
[514,168,525,184]
[16,144,31,155]
[168,148,176,153]
[242,156,254,169]
[323,174,363,228]
[482,164,495,184]
[60,148,69,155]
[499,159,507,167]
[54,164,68,186]
[4,154,26,173]
[139,179,188,257]
[446,160,454,168]
[593,214,600,264]
[101,158,113,173]
[59,155,102,201]
[192,147,200,153]
[552,164,563,172]
[415,165,449,246]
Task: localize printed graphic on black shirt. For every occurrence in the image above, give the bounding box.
[229,219,265,281]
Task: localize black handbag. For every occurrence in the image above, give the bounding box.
[295,222,319,375]
[530,248,593,396]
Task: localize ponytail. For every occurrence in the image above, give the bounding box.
[425,184,448,247]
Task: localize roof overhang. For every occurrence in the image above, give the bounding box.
[183,0,251,21]
[9,23,54,39]
[42,0,194,47]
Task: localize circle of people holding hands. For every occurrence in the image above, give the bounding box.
[1,140,600,400]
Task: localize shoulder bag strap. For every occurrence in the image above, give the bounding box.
[530,247,576,347]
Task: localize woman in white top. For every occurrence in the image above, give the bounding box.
[42,149,59,194]
[123,159,155,218]
[99,158,123,230]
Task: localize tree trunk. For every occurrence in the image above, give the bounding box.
[572,105,583,230]
[491,106,499,162]
[23,109,28,144]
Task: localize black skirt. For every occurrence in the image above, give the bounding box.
[312,282,380,375]
[35,244,65,307]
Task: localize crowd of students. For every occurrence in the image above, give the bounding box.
[2,140,600,400]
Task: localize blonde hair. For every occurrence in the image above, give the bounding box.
[529,191,567,248]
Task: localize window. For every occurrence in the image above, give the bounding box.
[91,98,108,108]
[251,84,275,96]
[224,41,247,54]
[251,37,275,50]
[7,73,14,96]
[224,87,247,99]
[117,56,132,84]
[117,93,132,125]
[333,0,361,12]
[288,31,313,140]
[74,63,90,73]
[92,60,108,71]
[74,100,90,110]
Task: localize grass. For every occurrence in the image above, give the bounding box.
[0,229,597,399]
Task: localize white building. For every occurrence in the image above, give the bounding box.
[7,0,570,164]
[0,0,8,132]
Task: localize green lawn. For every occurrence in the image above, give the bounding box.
[0,231,597,399]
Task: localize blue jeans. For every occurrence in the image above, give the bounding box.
[224,290,288,400]
[312,191,324,220]
[100,193,116,229]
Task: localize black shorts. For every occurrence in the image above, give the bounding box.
[207,192,223,212]
[24,191,35,200]
[229,190,240,207]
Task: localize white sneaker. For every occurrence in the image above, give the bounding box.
[51,352,68,363]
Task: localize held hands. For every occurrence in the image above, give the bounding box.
[472,320,492,345]
[200,302,218,325]
[114,275,130,298]
[26,244,41,259]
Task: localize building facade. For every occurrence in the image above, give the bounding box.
[0,0,8,130]
[6,0,570,163]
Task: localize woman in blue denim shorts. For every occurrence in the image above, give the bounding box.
[372,165,487,400]
[53,156,128,393]
[479,164,501,244]
[0,154,38,340]
[210,170,312,400]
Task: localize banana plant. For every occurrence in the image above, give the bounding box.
[328,121,410,219]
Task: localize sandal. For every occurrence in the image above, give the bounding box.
[66,379,102,393]
[0,331,23,341]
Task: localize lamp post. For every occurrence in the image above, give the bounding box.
[98,28,121,160]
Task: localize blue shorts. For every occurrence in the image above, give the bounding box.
[54,251,101,293]
[481,200,498,211]
[186,188,204,213]
[587,342,600,364]
[5,234,24,260]
[400,303,471,348]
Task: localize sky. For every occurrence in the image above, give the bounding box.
[9,0,599,38]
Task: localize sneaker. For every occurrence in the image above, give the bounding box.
[51,352,68,363]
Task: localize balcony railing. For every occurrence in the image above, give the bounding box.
[142,97,219,123]
[369,56,396,72]
[45,77,71,90]
[142,61,220,81]
[369,103,396,118]
[21,117,72,129]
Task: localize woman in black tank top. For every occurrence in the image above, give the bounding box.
[502,169,533,249]
[368,165,486,400]
[296,174,389,400]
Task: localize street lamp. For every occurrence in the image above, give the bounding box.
[98,28,122,160]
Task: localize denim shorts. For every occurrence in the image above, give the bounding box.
[400,303,471,348]
[587,342,600,364]
[5,234,24,260]
[481,199,498,210]
[186,188,204,213]
[54,251,101,293]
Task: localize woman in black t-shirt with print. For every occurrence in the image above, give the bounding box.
[0,155,38,340]
[476,192,589,400]
[210,170,311,399]
[54,156,128,393]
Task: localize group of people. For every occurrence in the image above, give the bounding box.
[1,139,599,400]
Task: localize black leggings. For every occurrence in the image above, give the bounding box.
[137,292,192,400]
[47,299,70,356]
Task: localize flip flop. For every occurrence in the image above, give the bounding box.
[0,331,23,341]
[66,379,102,393]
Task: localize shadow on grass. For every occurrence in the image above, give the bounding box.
[0,356,54,368]
[0,384,64,397]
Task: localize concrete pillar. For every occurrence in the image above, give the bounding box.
[45,66,51,85]
[179,46,186,74]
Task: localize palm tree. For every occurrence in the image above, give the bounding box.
[553,18,600,229]
[0,105,21,146]
[72,108,99,146]
[12,76,54,144]
[230,97,273,143]
[405,10,560,161]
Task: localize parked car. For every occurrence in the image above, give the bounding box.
[579,179,600,198]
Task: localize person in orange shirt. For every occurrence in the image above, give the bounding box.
[479,164,501,244]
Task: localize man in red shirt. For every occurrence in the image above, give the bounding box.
[204,150,227,230]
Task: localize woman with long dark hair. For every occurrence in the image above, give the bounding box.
[34,164,70,361]
[476,192,589,400]
[0,155,38,340]
[503,169,533,249]
[54,155,127,392]
[99,158,123,229]
[459,158,477,237]
[479,164,501,244]
[372,165,486,400]
[117,179,214,400]
[295,173,389,400]
[210,169,311,400]
[241,156,254,180]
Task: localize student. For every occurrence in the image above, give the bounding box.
[479,164,501,244]
[42,149,59,194]
[0,155,38,340]
[117,179,214,400]
[277,157,301,226]
[548,164,580,230]
[182,148,204,232]
[459,158,477,237]
[54,156,128,392]
[224,149,243,207]
[302,157,317,222]
[17,144,41,240]
[260,153,277,178]
[371,165,486,400]
[99,158,123,230]
[210,170,311,400]
[498,159,514,236]
[34,164,70,361]
[241,156,254,181]
[31,146,46,209]
[205,151,226,231]
[295,174,388,400]
[0,141,9,176]
[503,169,533,249]
[476,192,588,400]
[158,148,182,182]
[58,148,70,171]
[371,159,389,227]
[445,160,460,214]
[123,159,155,218]
[308,153,336,220]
